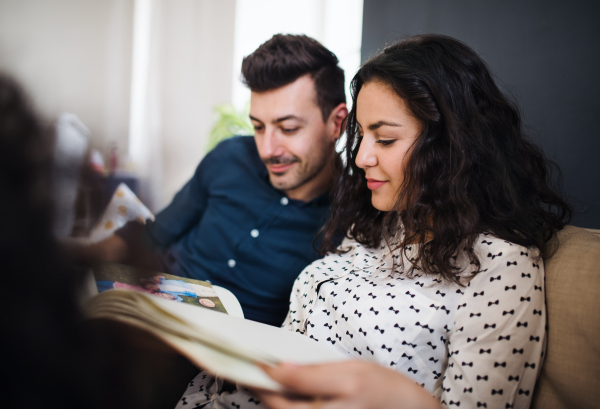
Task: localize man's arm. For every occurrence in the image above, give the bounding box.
[142,142,224,248]
[63,142,230,265]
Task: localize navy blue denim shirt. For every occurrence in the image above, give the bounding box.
[146,136,331,326]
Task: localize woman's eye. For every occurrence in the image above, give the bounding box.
[376,139,395,146]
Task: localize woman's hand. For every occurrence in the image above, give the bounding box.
[252,360,442,409]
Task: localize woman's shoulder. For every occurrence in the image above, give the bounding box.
[465,233,544,287]
[296,237,360,277]
[472,233,540,264]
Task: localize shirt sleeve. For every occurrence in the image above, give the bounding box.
[144,144,224,248]
[281,263,314,334]
[440,239,545,409]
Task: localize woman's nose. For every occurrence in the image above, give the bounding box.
[355,136,377,169]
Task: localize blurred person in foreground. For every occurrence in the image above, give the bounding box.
[176,34,572,409]
[74,34,347,327]
[0,75,205,409]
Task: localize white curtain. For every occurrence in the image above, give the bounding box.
[129,0,236,211]
[232,0,364,111]
[0,0,236,213]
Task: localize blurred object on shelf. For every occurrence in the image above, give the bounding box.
[120,153,138,174]
[89,149,105,174]
[71,149,141,238]
[52,112,90,238]
[108,143,119,174]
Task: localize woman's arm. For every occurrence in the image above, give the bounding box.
[440,239,545,408]
[254,360,442,409]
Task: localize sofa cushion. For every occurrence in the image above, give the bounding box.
[531,226,600,409]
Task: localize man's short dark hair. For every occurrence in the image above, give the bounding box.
[241,34,345,122]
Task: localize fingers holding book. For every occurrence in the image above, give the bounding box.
[251,361,442,409]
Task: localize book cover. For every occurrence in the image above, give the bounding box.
[93,262,228,314]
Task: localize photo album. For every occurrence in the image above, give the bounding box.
[92,262,228,313]
[85,263,347,390]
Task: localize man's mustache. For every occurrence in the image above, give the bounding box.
[262,156,300,166]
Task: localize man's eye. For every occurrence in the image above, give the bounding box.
[253,126,264,132]
[282,127,299,134]
[376,139,395,146]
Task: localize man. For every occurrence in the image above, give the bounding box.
[90,34,347,326]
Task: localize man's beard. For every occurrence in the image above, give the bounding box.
[264,153,329,193]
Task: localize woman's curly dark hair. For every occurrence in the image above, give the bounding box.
[319,34,572,284]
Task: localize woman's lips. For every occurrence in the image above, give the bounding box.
[366,179,387,190]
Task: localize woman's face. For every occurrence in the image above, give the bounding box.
[355,81,422,211]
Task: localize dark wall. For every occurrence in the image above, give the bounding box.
[361,0,600,228]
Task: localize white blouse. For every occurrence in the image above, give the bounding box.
[282,233,545,408]
[177,233,545,409]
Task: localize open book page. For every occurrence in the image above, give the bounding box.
[85,290,349,390]
[93,262,228,314]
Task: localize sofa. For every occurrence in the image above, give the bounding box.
[531,225,600,408]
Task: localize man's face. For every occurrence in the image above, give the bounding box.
[250,75,340,201]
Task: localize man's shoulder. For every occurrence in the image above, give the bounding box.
[199,135,265,179]
[210,135,258,161]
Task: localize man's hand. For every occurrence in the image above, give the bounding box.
[252,360,442,409]
[90,234,129,262]
[61,234,128,264]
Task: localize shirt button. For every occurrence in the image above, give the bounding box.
[250,229,259,238]
[280,197,289,205]
[228,259,236,268]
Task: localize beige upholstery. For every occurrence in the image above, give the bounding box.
[531,226,600,409]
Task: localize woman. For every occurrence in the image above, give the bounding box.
[178,34,571,409]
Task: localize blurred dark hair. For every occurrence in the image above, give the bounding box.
[0,75,190,409]
[320,34,572,284]
[0,74,91,406]
[241,34,346,121]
